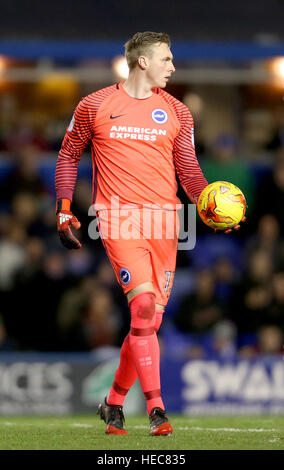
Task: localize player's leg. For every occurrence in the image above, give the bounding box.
[126,290,173,436]
[108,284,164,403]
[127,288,165,414]
[145,212,178,436]
[125,238,176,435]
[108,281,154,406]
[108,295,165,408]
[98,209,175,435]
[107,226,178,436]
[108,291,167,422]
[97,227,156,433]
[99,282,164,435]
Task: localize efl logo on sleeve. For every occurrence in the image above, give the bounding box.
[68,114,75,132]
[152,109,168,124]
[191,128,195,146]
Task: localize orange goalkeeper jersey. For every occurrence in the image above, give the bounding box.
[55,82,208,208]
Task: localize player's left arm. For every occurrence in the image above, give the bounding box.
[173,106,245,234]
[173,105,208,204]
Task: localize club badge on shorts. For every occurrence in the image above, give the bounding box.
[120,268,131,285]
[152,109,168,124]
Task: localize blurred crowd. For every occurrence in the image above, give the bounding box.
[0,117,284,359]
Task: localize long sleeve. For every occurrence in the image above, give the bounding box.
[55,97,94,201]
[173,106,208,204]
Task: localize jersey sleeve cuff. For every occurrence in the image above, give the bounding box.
[56,198,71,213]
[56,189,73,202]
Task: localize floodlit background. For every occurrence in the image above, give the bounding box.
[0,0,283,415]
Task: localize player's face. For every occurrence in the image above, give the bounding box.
[145,43,175,88]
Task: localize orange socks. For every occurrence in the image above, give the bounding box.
[108,292,164,414]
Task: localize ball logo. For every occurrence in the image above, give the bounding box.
[152,109,168,124]
[120,268,131,285]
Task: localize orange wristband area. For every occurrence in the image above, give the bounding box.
[56,198,71,213]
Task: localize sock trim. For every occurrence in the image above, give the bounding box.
[112,380,129,396]
[144,389,161,400]
[130,326,155,336]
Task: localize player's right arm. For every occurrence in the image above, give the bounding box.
[55,97,94,249]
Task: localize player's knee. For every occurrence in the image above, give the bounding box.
[129,292,156,325]
[137,293,156,320]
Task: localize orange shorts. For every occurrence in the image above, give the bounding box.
[97,208,179,306]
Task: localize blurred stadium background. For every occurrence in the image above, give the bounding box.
[0,0,284,416]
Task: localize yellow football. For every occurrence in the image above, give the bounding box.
[197,181,247,230]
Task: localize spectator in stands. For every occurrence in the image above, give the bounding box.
[230,250,273,334]
[265,106,284,151]
[210,319,237,358]
[263,270,284,329]
[0,144,48,206]
[6,249,74,351]
[0,314,17,351]
[243,249,274,287]
[9,191,58,242]
[0,216,27,292]
[81,288,120,350]
[65,247,94,279]
[253,149,284,236]
[239,324,283,358]
[57,275,99,350]
[245,214,280,265]
[14,236,45,280]
[174,268,225,334]
[12,192,39,233]
[257,325,283,355]
[4,114,49,153]
[213,256,239,304]
[202,133,255,220]
[58,282,121,351]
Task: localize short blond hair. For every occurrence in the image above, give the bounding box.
[125,31,171,70]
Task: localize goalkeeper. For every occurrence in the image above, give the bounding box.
[55,31,242,436]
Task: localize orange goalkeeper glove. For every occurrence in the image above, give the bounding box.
[56,199,82,249]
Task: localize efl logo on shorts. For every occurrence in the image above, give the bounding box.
[120,268,131,285]
[152,109,168,124]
